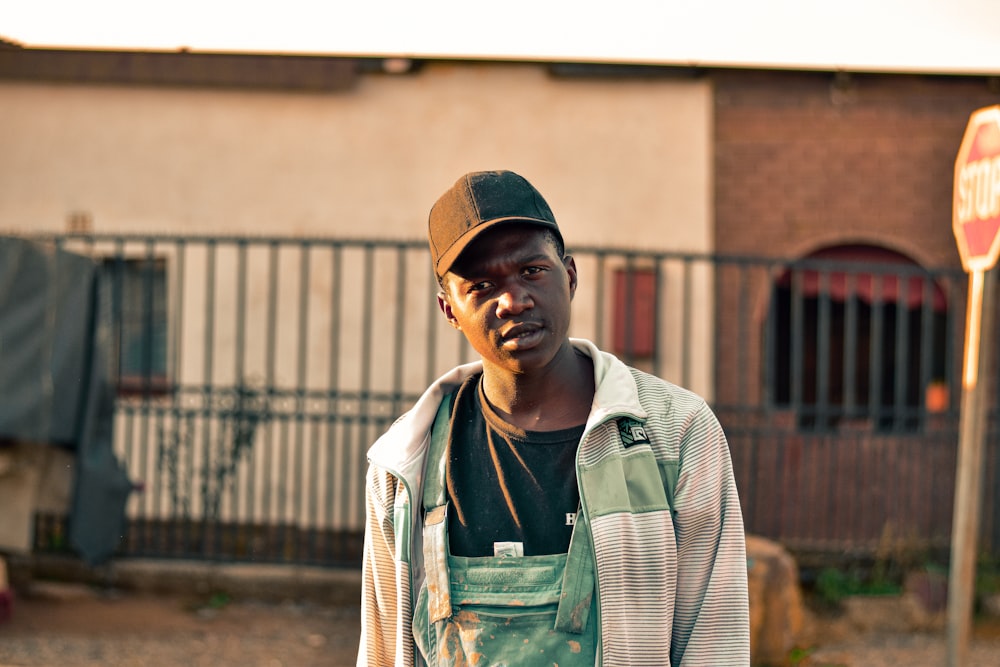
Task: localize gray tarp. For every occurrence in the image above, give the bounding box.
[0,237,131,564]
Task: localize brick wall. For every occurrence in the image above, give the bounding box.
[713,70,1000,269]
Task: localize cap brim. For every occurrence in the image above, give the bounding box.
[434,217,561,278]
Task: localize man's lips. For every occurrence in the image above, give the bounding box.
[500,322,544,346]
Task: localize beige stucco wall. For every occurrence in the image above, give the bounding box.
[0,62,710,248]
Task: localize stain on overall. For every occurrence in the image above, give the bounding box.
[439,610,487,666]
[568,593,592,630]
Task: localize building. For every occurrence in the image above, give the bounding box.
[1,39,997,563]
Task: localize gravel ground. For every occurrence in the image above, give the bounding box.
[805,631,1000,666]
[0,584,360,667]
[3,582,1000,666]
[795,599,1000,667]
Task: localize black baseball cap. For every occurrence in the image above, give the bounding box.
[428,170,562,278]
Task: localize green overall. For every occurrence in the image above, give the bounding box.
[412,396,599,666]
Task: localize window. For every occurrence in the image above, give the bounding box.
[612,266,658,359]
[101,257,169,394]
[769,245,948,433]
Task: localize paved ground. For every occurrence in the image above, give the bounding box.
[3,580,1000,666]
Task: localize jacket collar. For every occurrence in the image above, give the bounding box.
[366,360,481,486]
[576,338,647,426]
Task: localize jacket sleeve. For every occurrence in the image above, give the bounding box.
[670,403,751,666]
[357,463,415,667]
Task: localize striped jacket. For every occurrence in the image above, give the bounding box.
[358,339,750,666]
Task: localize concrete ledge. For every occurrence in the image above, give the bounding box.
[11,554,362,606]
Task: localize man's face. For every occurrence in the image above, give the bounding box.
[438,224,577,376]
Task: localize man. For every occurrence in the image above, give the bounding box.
[358,170,750,666]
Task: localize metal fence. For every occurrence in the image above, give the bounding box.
[23,233,999,566]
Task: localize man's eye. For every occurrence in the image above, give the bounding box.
[523,266,545,276]
[469,281,492,293]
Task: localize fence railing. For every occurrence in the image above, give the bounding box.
[17,233,996,566]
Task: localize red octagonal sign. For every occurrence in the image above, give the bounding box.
[954,105,1000,272]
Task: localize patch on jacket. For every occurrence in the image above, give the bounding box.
[617,417,650,448]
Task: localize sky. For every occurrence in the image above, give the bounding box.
[2,0,1000,74]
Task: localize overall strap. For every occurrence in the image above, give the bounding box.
[554,505,595,633]
[422,391,454,623]
[422,392,452,509]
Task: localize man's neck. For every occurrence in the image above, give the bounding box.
[480,343,595,431]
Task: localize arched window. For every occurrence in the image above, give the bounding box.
[768,245,949,433]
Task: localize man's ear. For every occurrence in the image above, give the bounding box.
[437,291,462,330]
[564,255,579,300]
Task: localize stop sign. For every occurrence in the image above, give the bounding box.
[954,105,1000,272]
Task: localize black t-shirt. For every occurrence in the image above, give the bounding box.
[445,374,585,557]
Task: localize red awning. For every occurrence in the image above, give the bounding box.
[776,245,948,312]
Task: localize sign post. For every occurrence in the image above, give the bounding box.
[948,104,1000,667]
